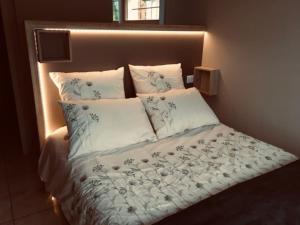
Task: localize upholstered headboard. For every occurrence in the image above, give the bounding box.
[25,21,205,149]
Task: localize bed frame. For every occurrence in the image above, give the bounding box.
[25,21,205,149]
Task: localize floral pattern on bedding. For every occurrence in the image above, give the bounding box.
[62,125,297,225]
[67,78,102,100]
[61,103,100,141]
[144,95,177,131]
[148,72,172,92]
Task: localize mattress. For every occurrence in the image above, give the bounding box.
[39,124,297,225]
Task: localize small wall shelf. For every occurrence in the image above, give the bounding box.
[35,30,71,63]
[194,66,220,96]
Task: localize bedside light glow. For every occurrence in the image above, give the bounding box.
[37,62,52,138]
[43,28,205,36]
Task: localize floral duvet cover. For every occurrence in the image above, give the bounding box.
[53,124,297,225]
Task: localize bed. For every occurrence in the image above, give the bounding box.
[39,124,298,225]
[25,21,300,225]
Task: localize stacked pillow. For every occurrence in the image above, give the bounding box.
[138,88,219,139]
[129,63,184,93]
[50,67,156,159]
[59,98,157,159]
[50,67,125,101]
[50,64,219,159]
[130,63,219,139]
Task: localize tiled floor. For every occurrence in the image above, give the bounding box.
[0,140,68,225]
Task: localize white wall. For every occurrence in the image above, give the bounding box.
[202,0,300,155]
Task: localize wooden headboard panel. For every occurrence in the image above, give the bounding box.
[25,21,205,149]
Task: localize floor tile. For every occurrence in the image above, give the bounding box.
[0,194,12,224]
[3,140,23,162]
[8,163,52,219]
[0,175,8,195]
[14,209,68,225]
[0,221,14,225]
[0,162,8,195]
[5,154,38,178]
[11,187,52,219]
[8,172,43,195]
[3,144,69,224]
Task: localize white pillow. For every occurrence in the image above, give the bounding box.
[60,98,157,159]
[138,88,219,139]
[129,63,185,94]
[50,67,125,101]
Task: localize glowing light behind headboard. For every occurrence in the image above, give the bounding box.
[36,28,205,139]
[43,28,205,36]
[37,62,52,138]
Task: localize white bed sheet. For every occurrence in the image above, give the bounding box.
[39,126,70,199]
[39,124,297,225]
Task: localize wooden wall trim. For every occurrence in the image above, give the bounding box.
[25,20,206,32]
[25,21,45,147]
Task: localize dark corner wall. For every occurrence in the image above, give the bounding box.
[202,0,300,156]
[0,0,113,154]
[0,5,20,149]
[0,0,206,154]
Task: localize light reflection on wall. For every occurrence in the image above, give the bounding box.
[44,28,205,36]
[37,62,52,138]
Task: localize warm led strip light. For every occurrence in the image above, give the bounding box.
[37,62,52,138]
[44,28,205,36]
